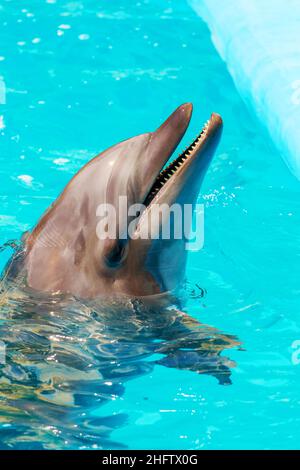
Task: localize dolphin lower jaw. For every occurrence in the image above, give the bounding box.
[128,112,222,295]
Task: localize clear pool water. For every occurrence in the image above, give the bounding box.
[1,0,300,450]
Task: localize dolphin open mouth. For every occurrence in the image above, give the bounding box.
[143,111,222,207]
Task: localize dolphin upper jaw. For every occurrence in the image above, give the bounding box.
[135,103,193,203]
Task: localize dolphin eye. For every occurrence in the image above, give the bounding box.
[105,242,128,268]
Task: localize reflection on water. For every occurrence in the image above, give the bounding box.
[0,270,240,449]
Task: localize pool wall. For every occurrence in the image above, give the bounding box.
[189,0,300,180]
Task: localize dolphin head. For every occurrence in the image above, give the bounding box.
[24,104,222,298]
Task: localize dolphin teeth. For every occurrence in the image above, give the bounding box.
[144,116,212,206]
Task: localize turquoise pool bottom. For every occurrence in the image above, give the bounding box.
[0,0,300,449]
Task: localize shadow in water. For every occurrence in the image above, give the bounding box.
[0,283,241,449]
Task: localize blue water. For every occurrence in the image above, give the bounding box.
[1,0,300,450]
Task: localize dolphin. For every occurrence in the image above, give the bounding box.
[0,107,244,449]
[5,103,222,299]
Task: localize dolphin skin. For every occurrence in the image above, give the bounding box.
[6,103,222,299]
